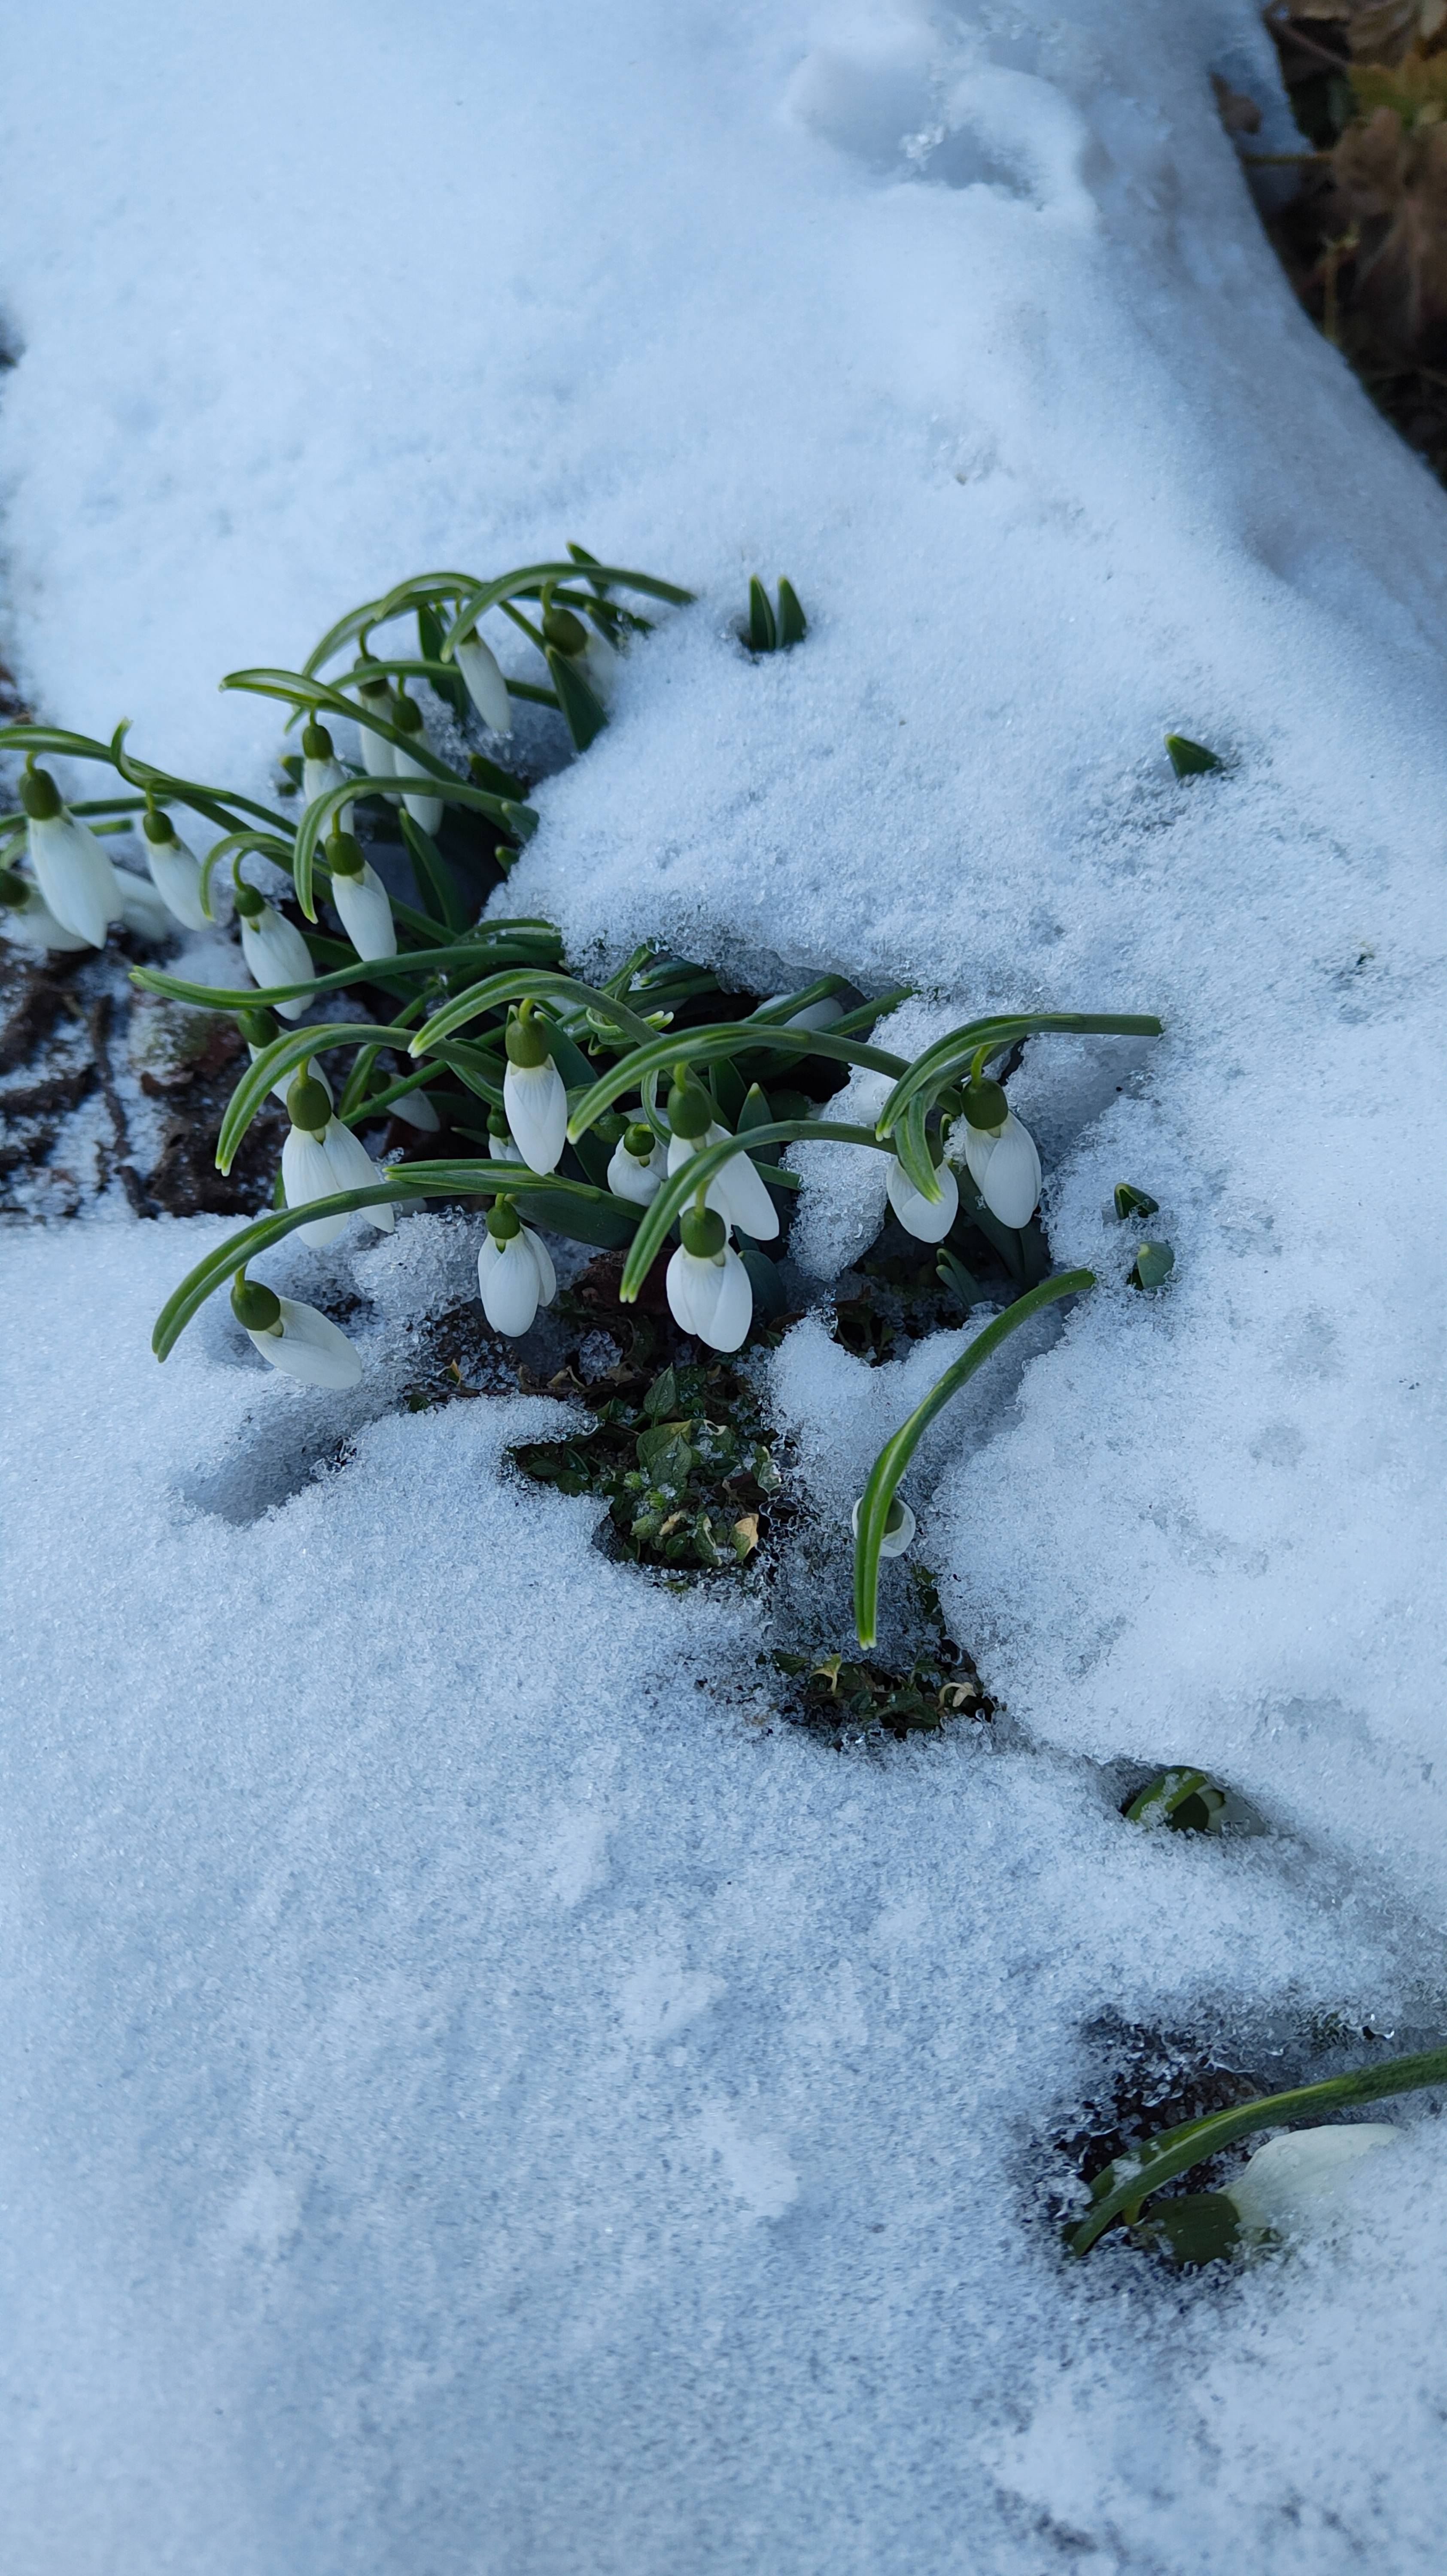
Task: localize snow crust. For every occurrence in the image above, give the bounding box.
[4,0,1447,2566]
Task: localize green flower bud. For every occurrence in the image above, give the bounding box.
[286,1072,332,1133]
[232,878,264,919]
[302,719,335,760]
[19,767,61,821]
[667,1065,711,1140]
[487,1197,522,1242]
[505,1004,551,1069]
[391,690,423,735]
[142,807,176,845]
[541,605,587,656]
[680,1205,726,1259]
[623,1122,655,1159]
[239,1007,280,1047]
[487,1105,512,1139]
[231,1274,282,1331]
[326,827,365,879]
[0,865,29,908]
[961,1076,1009,1133]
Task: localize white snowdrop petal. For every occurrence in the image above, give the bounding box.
[0,881,93,953]
[322,1118,394,1230]
[522,1227,556,1307]
[1228,2125,1400,2233]
[391,742,444,835]
[283,1127,350,1246]
[27,813,120,948]
[240,904,316,1020]
[115,871,175,940]
[665,1245,716,1340]
[392,1087,440,1132]
[456,635,512,735]
[886,1157,958,1244]
[480,1236,541,1335]
[707,1246,753,1351]
[356,717,395,781]
[247,1298,363,1389]
[303,756,353,825]
[851,1495,917,1557]
[503,1059,568,1174]
[708,1127,781,1242]
[331,862,397,962]
[489,1130,520,1161]
[146,836,210,931]
[977,1114,1041,1227]
[607,1140,662,1205]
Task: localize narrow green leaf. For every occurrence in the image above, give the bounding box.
[747,577,777,653]
[400,812,466,931]
[410,969,659,1057]
[130,932,559,1015]
[1165,732,1222,778]
[418,605,468,719]
[853,1270,1094,1647]
[544,646,608,751]
[776,579,808,647]
[216,1020,404,1173]
[875,1014,1164,1139]
[896,1091,940,1202]
[568,1024,909,1140]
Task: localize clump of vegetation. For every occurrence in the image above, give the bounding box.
[772,1568,993,1739]
[511,1354,785,1571]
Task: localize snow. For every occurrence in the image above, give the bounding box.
[3,0,1447,2567]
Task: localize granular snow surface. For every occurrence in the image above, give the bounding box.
[3,2,1447,2569]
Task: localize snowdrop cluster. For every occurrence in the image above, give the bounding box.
[0,550,1161,1652]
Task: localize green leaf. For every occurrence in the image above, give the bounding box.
[410,969,659,1057]
[568,1024,909,1140]
[418,605,468,719]
[747,577,777,653]
[399,812,466,931]
[1165,732,1222,778]
[1114,1181,1160,1220]
[1123,1768,1224,1831]
[129,930,559,1016]
[215,1020,404,1173]
[895,1091,940,1202]
[544,646,608,751]
[438,559,695,667]
[1131,2194,1240,2267]
[875,1014,1164,1140]
[776,579,808,647]
[936,1247,982,1312]
[740,1247,787,1324]
[1130,1240,1175,1291]
[1069,2047,1447,2256]
[853,1270,1095,1648]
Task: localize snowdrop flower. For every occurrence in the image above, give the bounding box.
[240,1013,334,1112]
[234,878,316,1020]
[502,1004,568,1173]
[0,862,93,953]
[477,1197,556,1336]
[113,869,175,942]
[1227,2125,1400,2236]
[140,808,210,930]
[666,1204,753,1353]
[389,689,444,835]
[231,1273,362,1389]
[765,991,845,1033]
[281,1071,395,1247]
[886,1151,958,1244]
[20,765,121,948]
[851,1494,916,1557]
[454,628,512,735]
[353,664,397,784]
[301,718,353,826]
[665,1068,780,1241]
[324,825,396,962]
[607,1121,665,1206]
[952,1068,1042,1229]
[486,1106,520,1161]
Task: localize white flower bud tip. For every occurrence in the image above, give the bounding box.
[886,1154,959,1245]
[246,1295,363,1389]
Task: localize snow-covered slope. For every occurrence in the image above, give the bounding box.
[3,2,1447,2568]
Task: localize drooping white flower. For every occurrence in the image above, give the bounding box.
[0,865,94,953]
[665,1206,753,1352]
[764,991,845,1033]
[477,1202,556,1336]
[113,869,175,942]
[1226,2125,1400,2235]
[301,719,353,828]
[886,1153,959,1244]
[607,1124,666,1206]
[141,810,210,930]
[241,1017,334,1111]
[455,632,513,735]
[21,768,121,948]
[666,1121,781,1242]
[237,887,316,1021]
[281,1073,395,1245]
[503,1008,568,1173]
[353,671,397,783]
[960,1111,1042,1229]
[325,828,396,962]
[851,1494,917,1557]
[390,691,444,835]
[487,1111,520,1162]
[232,1274,362,1388]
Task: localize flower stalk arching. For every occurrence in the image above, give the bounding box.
[852,1270,1095,1650]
